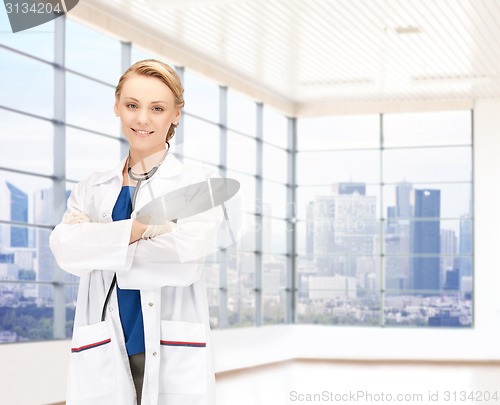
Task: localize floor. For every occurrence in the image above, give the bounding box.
[215,360,500,405]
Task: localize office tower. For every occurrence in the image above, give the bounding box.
[313,182,377,280]
[443,269,459,291]
[411,189,441,291]
[396,181,412,218]
[338,182,366,196]
[4,182,29,248]
[440,229,457,287]
[34,188,55,304]
[386,206,397,235]
[313,195,336,275]
[0,182,9,249]
[306,201,314,259]
[34,188,78,304]
[459,214,473,284]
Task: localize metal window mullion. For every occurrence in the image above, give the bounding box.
[255,103,263,327]
[379,113,385,327]
[52,15,67,340]
[174,65,185,150]
[286,117,297,324]
[218,86,228,328]
[120,42,131,158]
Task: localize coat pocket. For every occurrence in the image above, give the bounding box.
[159,320,208,395]
[68,321,116,400]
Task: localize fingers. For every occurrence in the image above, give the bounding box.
[64,211,91,224]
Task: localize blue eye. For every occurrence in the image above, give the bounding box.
[153,106,164,112]
[127,103,138,109]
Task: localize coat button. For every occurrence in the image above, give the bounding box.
[153,352,157,356]
[109,307,113,312]
[102,212,107,218]
[149,302,154,307]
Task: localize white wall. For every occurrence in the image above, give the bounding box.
[2,99,500,405]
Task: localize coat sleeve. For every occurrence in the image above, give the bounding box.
[117,205,224,289]
[49,180,137,277]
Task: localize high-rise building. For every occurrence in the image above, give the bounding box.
[34,188,78,304]
[338,182,366,196]
[411,189,441,291]
[312,182,377,279]
[440,229,457,286]
[1,182,29,248]
[459,214,473,281]
[396,181,412,218]
[385,182,413,291]
[34,188,55,304]
[313,195,336,275]
[306,201,314,259]
[0,182,10,249]
[6,182,29,247]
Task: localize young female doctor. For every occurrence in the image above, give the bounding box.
[50,59,221,405]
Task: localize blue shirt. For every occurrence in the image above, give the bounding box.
[112,186,145,356]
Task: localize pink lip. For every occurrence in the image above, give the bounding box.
[132,128,154,137]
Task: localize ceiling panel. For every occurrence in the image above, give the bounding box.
[74,0,500,115]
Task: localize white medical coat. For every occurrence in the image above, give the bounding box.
[50,154,221,405]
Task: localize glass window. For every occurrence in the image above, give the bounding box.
[297,150,380,185]
[231,212,256,252]
[296,184,381,220]
[263,254,286,290]
[383,292,471,327]
[226,170,256,213]
[131,46,168,65]
[180,116,219,165]
[65,19,121,84]
[0,170,53,225]
[227,131,256,174]
[262,181,288,219]
[0,13,54,61]
[297,284,381,326]
[184,70,219,122]
[297,115,380,151]
[0,109,54,176]
[227,90,256,135]
[206,287,221,329]
[66,72,118,136]
[66,128,122,181]
[227,251,255,326]
[296,216,382,257]
[0,48,53,118]
[0,282,55,342]
[383,147,472,183]
[383,183,472,220]
[263,106,288,148]
[296,110,473,328]
[262,217,288,254]
[384,111,472,147]
[263,291,286,325]
[263,144,288,183]
[384,218,467,252]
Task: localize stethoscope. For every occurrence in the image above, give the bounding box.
[128,142,170,211]
[101,144,169,322]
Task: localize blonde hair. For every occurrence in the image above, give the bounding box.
[115,59,185,142]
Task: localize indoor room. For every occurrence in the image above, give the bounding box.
[1,1,500,404]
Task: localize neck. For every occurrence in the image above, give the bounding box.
[128,147,168,172]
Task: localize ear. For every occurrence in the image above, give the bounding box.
[174,108,181,123]
[114,102,119,117]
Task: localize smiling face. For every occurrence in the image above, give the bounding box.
[114,73,181,157]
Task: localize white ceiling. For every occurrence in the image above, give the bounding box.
[73,0,500,116]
